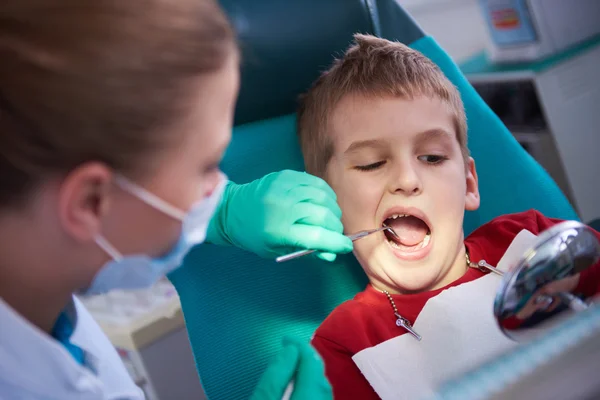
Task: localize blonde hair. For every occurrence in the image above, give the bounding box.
[297,33,468,177]
[0,0,235,208]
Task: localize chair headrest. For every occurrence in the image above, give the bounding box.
[221,0,425,125]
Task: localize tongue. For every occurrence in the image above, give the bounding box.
[386,216,428,247]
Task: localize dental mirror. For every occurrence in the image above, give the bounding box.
[494,220,600,342]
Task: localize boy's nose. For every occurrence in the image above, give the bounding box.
[391,164,422,196]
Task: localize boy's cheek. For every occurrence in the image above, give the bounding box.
[328,169,382,229]
[336,178,363,201]
[339,197,378,233]
[326,181,358,231]
[338,200,360,232]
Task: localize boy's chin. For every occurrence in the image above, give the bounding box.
[378,276,441,294]
[364,242,467,294]
[368,262,449,294]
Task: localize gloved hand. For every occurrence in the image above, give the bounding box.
[250,336,332,400]
[206,170,353,261]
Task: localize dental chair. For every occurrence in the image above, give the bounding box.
[168,1,579,399]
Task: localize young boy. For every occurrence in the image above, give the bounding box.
[296,34,600,399]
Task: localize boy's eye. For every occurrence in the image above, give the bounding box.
[419,155,448,164]
[354,161,386,171]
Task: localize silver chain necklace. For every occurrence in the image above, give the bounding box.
[379,252,474,341]
[381,290,422,341]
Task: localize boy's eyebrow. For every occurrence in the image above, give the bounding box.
[344,129,453,154]
[344,139,388,155]
[415,128,453,145]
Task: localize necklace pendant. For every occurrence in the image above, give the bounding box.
[395,313,422,341]
[477,259,504,276]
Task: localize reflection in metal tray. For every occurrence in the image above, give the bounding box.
[429,304,600,400]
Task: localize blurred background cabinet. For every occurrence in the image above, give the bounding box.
[460,38,600,224]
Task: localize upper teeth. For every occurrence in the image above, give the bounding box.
[389,214,408,219]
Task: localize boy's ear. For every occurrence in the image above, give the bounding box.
[465,157,480,211]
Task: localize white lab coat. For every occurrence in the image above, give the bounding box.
[0,296,145,400]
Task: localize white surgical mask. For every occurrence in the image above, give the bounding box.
[83,174,227,295]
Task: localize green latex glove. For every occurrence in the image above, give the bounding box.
[206,170,353,261]
[250,336,332,400]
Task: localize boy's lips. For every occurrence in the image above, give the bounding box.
[380,206,432,261]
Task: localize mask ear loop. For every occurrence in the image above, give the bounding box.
[95,235,124,262]
[114,175,186,221]
[93,175,194,263]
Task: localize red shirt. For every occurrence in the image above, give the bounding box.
[311,210,600,400]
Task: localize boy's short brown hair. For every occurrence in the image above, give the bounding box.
[297,34,468,177]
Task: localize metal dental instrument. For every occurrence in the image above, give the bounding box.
[275,225,398,263]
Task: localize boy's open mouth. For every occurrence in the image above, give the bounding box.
[382,213,431,253]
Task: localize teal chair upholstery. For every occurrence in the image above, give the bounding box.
[168,1,579,399]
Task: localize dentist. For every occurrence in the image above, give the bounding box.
[0,1,351,399]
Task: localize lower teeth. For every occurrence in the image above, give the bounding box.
[389,232,431,250]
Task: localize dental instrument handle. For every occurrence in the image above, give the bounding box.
[275,226,394,263]
[347,225,395,241]
[275,248,317,263]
